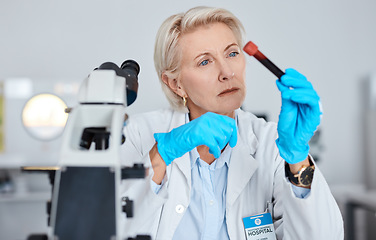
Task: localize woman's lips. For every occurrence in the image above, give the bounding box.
[218,87,239,96]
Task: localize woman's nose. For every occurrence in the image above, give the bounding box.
[218,60,234,81]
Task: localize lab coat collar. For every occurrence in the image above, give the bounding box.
[226,109,259,207]
[226,138,259,207]
[189,145,232,170]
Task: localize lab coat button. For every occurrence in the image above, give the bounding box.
[175,204,185,214]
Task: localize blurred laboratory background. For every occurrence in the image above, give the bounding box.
[1,0,376,239]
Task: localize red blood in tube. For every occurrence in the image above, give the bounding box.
[243,41,267,61]
[243,41,259,56]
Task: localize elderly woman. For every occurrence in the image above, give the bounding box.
[121,6,343,240]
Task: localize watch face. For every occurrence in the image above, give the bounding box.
[299,166,315,187]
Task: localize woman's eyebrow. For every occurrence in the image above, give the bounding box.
[194,52,210,60]
[193,43,239,60]
[224,43,239,51]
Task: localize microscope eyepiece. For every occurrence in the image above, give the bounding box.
[121,60,140,75]
[95,60,140,106]
[97,62,119,73]
[121,60,140,106]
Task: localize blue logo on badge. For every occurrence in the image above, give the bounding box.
[255,218,261,225]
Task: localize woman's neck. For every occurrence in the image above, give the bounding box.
[188,109,235,121]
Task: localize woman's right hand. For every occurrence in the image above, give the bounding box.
[153,112,238,166]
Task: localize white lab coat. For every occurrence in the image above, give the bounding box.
[120,108,343,240]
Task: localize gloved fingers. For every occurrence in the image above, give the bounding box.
[278,95,298,127]
[280,68,313,90]
[153,132,163,141]
[198,130,230,158]
[276,79,290,92]
[203,137,221,158]
[207,131,229,151]
[207,123,237,153]
[277,117,298,138]
[278,108,298,126]
[216,115,238,148]
[165,112,238,159]
[192,123,228,158]
[207,130,236,157]
[206,113,238,148]
[208,147,221,159]
[299,104,322,127]
[228,128,238,148]
[280,88,320,106]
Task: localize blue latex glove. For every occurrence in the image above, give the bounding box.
[154,112,237,166]
[275,68,322,164]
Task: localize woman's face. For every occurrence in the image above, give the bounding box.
[175,22,246,119]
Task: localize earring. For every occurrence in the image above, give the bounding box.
[183,96,187,107]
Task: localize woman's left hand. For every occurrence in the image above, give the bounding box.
[275,68,322,164]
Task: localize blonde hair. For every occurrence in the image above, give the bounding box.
[154,6,245,112]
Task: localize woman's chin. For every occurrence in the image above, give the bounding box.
[213,102,243,116]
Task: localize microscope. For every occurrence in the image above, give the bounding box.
[27,60,150,240]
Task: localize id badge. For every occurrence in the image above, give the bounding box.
[242,211,276,240]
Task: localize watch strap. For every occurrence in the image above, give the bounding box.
[285,157,314,187]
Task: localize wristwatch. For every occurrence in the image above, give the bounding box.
[285,158,315,187]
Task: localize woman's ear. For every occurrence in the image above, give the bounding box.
[162,72,187,97]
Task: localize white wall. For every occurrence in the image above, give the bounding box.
[1,0,376,187]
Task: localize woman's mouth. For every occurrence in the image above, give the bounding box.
[218,87,239,96]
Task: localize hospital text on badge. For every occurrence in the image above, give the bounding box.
[242,212,276,240]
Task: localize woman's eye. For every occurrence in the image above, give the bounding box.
[228,51,239,57]
[199,59,209,66]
